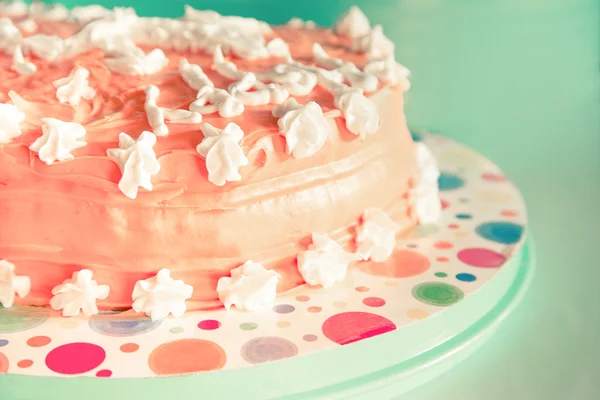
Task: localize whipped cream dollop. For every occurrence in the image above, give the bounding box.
[144,85,168,136]
[50,269,109,317]
[196,122,248,186]
[312,43,378,92]
[69,4,113,23]
[179,59,214,90]
[12,45,36,75]
[17,18,37,34]
[356,207,400,262]
[29,118,87,165]
[182,5,271,60]
[191,86,244,118]
[107,131,161,199]
[230,73,289,106]
[216,260,280,311]
[29,2,69,21]
[333,86,379,139]
[266,38,290,57]
[0,17,22,53]
[256,63,318,96]
[132,268,194,321]
[0,1,28,17]
[104,48,168,76]
[286,17,317,30]
[297,234,357,288]
[22,34,64,62]
[0,102,25,144]
[364,55,411,91]
[352,25,395,58]
[272,98,330,159]
[412,142,442,224]
[53,66,96,106]
[0,260,31,308]
[333,6,371,38]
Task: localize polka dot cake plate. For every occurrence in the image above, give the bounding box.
[0,134,533,400]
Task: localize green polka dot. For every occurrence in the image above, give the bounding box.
[0,306,49,333]
[169,327,184,334]
[434,272,447,278]
[240,322,257,331]
[412,282,464,306]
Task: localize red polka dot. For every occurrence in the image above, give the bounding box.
[482,172,506,182]
[45,342,106,375]
[0,352,8,374]
[458,248,506,268]
[362,297,386,307]
[441,199,450,209]
[501,210,518,218]
[119,343,139,353]
[322,312,396,345]
[17,359,33,368]
[307,306,322,313]
[448,224,459,229]
[295,295,310,302]
[197,320,221,330]
[358,250,430,278]
[355,286,370,293]
[27,336,51,347]
[148,339,226,376]
[436,256,449,262]
[434,241,453,249]
[96,369,112,378]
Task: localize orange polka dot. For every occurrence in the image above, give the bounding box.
[436,257,449,262]
[358,250,430,278]
[501,210,518,217]
[149,339,226,376]
[17,359,33,368]
[434,241,453,249]
[295,295,310,302]
[454,231,469,238]
[355,286,370,293]
[307,306,322,313]
[0,352,8,374]
[120,343,139,353]
[276,321,291,328]
[333,301,347,308]
[26,336,51,347]
[384,280,399,287]
[406,309,430,320]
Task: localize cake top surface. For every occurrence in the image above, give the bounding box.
[0,3,409,205]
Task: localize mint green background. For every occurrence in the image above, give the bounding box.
[16,0,600,398]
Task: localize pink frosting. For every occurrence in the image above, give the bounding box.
[0,16,419,309]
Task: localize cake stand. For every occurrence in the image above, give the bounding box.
[0,134,534,400]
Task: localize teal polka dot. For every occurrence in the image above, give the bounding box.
[438,173,464,191]
[476,222,524,245]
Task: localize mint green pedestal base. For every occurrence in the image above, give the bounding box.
[0,239,535,400]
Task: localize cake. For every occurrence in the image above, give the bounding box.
[0,2,441,319]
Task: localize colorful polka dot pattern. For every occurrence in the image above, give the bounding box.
[0,134,525,378]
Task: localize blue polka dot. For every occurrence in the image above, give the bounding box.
[456,273,476,282]
[0,339,8,347]
[456,214,472,219]
[438,173,464,191]
[410,130,423,142]
[89,311,161,337]
[476,222,524,245]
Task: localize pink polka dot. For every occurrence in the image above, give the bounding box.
[96,369,112,378]
[448,224,459,229]
[197,320,221,330]
[457,248,506,268]
[0,352,8,374]
[434,241,453,250]
[362,297,386,307]
[482,172,506,182]
[322,312,396,345]
[45,342,106,375]
[441,199,450,210]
